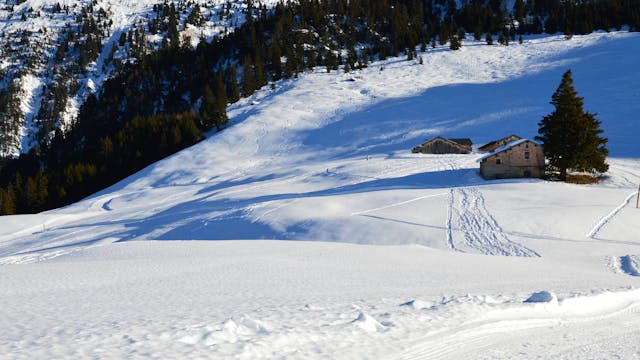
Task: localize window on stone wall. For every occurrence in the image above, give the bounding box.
[524,151,530,160]
[496,158,501,164]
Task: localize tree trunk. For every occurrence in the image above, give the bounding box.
[560,167,567,181]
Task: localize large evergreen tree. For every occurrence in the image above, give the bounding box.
[535,70,609,180]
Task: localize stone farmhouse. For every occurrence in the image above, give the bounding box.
[411,137,472,154]
[478,134,522,152]
[479,139,545,179]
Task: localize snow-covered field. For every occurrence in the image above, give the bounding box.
[1,32,640,358]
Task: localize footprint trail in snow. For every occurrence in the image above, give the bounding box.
[448,187,538,257]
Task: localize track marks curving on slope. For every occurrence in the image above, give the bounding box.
[587,190,638,238]
[448,187,539,257]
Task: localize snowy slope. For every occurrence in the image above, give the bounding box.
[1,32,640,358]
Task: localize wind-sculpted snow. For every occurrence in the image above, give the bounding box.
[3,241,640,359]
[396,289,640,360]
[610,255,640,277]
[620,255,640,277]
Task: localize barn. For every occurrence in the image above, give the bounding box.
[411,137,472,154]
[479,139,545,179]
[478,134,522,152]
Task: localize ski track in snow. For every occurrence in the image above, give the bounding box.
[587,190,639,239]
[449,187,539,257]
[351,192,448,216]
[394,319,562,360]
[446,189,456,251]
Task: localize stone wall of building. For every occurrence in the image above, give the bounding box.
[480,141,545,179]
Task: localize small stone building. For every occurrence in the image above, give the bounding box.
[412,137,472,154]
[479,139,545,179]
[478,134,522,152]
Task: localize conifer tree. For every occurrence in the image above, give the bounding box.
[214,73,229,130]
[439,26,449,46]
[226,67,240,103]
[535,70,609,180]
[514,0,525,29]
[200,83,228,132]
[242,57,257,97]
[254,58,267,87]
[167,3,180,48]
[0,186,16,215]
[474,24,483,41]
[200,84,217,131]
[187,4,204,26]
[24,176,39,211]
[325,50,337,72]
[449,35,461,50]
[270,44,283,80]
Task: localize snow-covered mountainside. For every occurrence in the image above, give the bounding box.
[0,0,278,156]
[1,32,640,358]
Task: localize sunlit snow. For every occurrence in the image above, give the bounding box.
[1,31,640,358]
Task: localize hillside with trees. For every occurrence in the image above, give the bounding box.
[1,0,639,214]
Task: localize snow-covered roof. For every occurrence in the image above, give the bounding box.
[478,139,540,161]
[478,134,522,151]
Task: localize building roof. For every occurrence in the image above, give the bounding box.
[478,139,540,161]
[418,137,471,147]
[412,136,473,154]
[448,138,473,146]
[478,134,521,151]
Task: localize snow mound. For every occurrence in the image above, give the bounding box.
[400,299,435,310]
[351,312,387,332]
[182,317,272,346]
[524,291,558,304]
[620,255,640,276]
[229,317,271,336]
